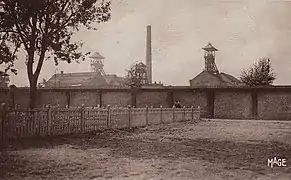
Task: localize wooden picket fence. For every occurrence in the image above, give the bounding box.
[0,106,200,142]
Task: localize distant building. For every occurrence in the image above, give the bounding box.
[45,52,125,88]
[45,72,125,88]
[126,62,148,87]
[124,25,164,88]
[125,61,164,88]
[190,43,244,87]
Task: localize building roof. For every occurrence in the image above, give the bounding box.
[190,71,245,87]
[104,74,125,86]
[89,52,105,60]
[202,43,218,51]
[219,72,242,84]
[45,72,125,88]
[137,62,146,67]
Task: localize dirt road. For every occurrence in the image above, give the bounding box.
[1,119,291,179]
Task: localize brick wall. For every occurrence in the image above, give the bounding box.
[70,91,100,107]
[0,90,9,104]
[101,91,131,107]
[258,91,291,120]
[2,86,291,120]
[37,91,68,107]
[173,91,207,107]
[136,91,169,107]
[14,90,30,108]
[214,91,252,119]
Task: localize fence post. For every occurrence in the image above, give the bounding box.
[183,106,186,121]
[191,106,194,120]
[0,103,7,148]
[0,106,2,145]
[172,105,175,122]
[128,105,132,128]
[47,105,52,136]
[160,105,163,123]
[198,106,201,120]
[107,105,111,129]
[145,106,149,126]
[80,104,85,133]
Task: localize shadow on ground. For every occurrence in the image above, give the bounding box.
[1,124,291,179]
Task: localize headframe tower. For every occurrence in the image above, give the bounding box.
[90,52,106,75]
[202,43,219,74]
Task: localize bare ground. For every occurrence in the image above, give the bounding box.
[1,119,291,180]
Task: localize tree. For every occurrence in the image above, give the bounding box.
[0,0,111,108]
[240,58,276,86]
[0,71,9,87]
[125,62,147,87]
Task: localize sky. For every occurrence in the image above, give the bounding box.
[7,0,291,86]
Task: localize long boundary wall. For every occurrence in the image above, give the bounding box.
[1,86,291,120]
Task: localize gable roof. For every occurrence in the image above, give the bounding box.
[190,71,245,87]
[202,43,218,51]
[45,72,125,88]
[137,62,146,67]
[89,52,105,60]
[219,72,242,84]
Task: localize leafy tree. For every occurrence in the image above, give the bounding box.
[125,62,148,87]
[0,0,111,108]
[240,58,276,86]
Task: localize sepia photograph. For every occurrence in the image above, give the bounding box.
[0,0,291,179]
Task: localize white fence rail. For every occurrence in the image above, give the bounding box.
[0,106,200,141]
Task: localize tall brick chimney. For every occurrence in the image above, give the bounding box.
[146,25,152,84]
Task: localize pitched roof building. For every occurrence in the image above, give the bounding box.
[45,72,125,88]
[44,52,126,88]
[190,43,245,87]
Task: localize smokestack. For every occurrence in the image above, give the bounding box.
[146,25,152,84]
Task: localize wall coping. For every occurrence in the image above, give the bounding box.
[1,85,291,93]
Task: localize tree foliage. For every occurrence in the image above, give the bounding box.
[240,58,276,86]
[125,62,148,88]
[0,0,111,108]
